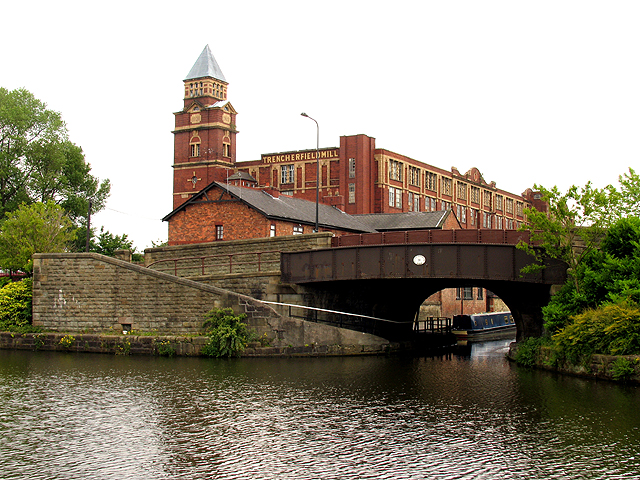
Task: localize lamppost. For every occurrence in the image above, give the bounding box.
[301,112,319,233]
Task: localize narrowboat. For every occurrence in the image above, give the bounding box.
[451,311,515,341]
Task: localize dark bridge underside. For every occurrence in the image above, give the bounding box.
[281,244,567,341]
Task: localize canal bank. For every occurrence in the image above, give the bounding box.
[507,342,640,384]
[0,331,402,357]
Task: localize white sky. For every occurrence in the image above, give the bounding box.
[2,1,639,251]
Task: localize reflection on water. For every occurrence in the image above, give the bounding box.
[0,340,638,479]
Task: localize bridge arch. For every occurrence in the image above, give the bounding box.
[281,243,566,341]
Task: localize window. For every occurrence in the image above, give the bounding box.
[281,164,294,184]
[190,143,200,157]
[470,209,476,226]
[215,225,224,240]
[426,197,436,211]
[477,288,484,300]
[408,192,420,212]
[348,158,356,178]
[408,166,420,186]
[505,198,514,214]
[223,142,230,157]
[442,178,452,196]
[293,225,303,235]
[461,206,466,223]
[484,191,492,208]
[348,183,355,204]
[441,201,450,211]
[471,186,480,204]
[496,195,503,211]
[516,201,524,216]
[457,287,473,300]
[425,172,437,192]
[389,160,403,181]
[270,224,276,237]
[389,187,402,208]
[457,182,467,201]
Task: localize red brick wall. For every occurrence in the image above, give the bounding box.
[167,189,355,245]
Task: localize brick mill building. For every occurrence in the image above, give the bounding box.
[166,45,544,317]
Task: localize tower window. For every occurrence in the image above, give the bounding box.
[223,143,230,157]
[348,183,355,203]
[215,225,224,240]
[191,143,200,157]
[348,158,356,178]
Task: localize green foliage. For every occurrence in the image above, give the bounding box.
[553,299,640,362]
[0,87,110,223]
[155,340,176,357]
[201,308,248,358]
[614,168,640,219]
[518,181,616,291]
[541,217,640,333]
[610,357,638,382]
[0,201,75,272]
[0,279,32,330]
[513,337,546,368]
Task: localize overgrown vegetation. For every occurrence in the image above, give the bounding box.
[514,175,640,377]
[201,308,249,358]
[0,278,40,333]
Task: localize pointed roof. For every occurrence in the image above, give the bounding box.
[185,45,227,82]
[163,182,376,233]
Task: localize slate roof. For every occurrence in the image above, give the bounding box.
[185,45,227,82]
[354,210,452,231]
[227,171,257,182]
[163,182,377,233]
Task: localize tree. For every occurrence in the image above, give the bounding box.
[0,87,110,222]
[517,178,621,294]
[0,201,75,272]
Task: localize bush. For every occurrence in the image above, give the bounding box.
[201,308,248,358]
[513,337,546,367]
[552,298,640,361]
[0,279,33,330]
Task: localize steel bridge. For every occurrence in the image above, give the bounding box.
[280,229,567,341]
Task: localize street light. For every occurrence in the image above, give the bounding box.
[301,112,320,233]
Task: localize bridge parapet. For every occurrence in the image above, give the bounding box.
[332,229,531,247]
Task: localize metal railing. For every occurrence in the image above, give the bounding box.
[147,250,281,277]
[414,317,452,334]
[331,229,532,248]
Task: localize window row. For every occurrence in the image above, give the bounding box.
[455,287,484,300]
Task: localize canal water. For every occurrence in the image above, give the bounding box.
[1,340,639,479]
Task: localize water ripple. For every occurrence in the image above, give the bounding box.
[0,343,638,479]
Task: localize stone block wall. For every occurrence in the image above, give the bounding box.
[144,232,333,277]
[32,253,280,335]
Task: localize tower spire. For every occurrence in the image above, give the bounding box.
[183,45,228,104]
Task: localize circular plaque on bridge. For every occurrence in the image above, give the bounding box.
[413,254,426,266]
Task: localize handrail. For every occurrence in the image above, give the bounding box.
[147,250,281,276]
[330,229,532,248]
[260,300,410,324]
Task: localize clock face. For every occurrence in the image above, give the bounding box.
[413,254,426,266]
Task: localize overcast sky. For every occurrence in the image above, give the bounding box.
[3,1,639,250]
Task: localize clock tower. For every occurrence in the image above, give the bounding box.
[172,45,239,209]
